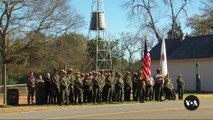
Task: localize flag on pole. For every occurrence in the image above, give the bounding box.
[142,40,151,80]
[160,39,168,77]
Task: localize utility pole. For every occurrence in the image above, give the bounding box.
[3,33,7,105]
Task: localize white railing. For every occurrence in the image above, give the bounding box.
[0,84,27,88]
[0,84,27,94]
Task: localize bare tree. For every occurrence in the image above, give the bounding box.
[0,0,84,105]
[0,0,84,63]
[111,32,154,72]
[164,0,187,39]
[111,38,126,72]
[123,0,188,42]
[120,32,141,72]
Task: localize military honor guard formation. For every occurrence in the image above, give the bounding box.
[26,68,185,106]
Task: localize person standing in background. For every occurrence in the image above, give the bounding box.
[45,73,52,104]
[35,74,45,105]
[27,71,36,104]
[177,74,185,100]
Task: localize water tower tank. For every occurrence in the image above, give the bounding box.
[90,11,106,30]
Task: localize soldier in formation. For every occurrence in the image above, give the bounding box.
[74,74,83,105]
[92,72,100,103]
[164,73,176,100]
[153,69,164,101]
[67,68,74,104]
[115,73,124,102]
[99,71,105,102]
[103,73,112,103]
[82,73,91,103]
[132,72,138,101]
[123,71,131,101]
[31,68,183,105]
[60,70,70,105]
[51,68,61,104]
[145,75,154,101]
[137,71,146,103]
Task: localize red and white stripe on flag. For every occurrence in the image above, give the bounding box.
[142,40,151,80]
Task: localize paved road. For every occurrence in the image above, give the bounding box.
[0,100,213,119]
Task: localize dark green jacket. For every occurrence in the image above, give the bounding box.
[177,78,184,88]
[60,76,69,90]
[115,78,124,89]
[83,78,90,90]
[67,74,74,85]
[165,77,174,90]
[92,77,100,88]
[51,73,60,89]
[137,77,146,89]
[105,77,112,88]
[123,76,131,88]
[74,79,83,92]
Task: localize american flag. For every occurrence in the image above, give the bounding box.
[142,40,151,80]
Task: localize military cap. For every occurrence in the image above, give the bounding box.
[126,71,130,75]
[68,68,73,72]
[54,68,58,71]
[76,74,80,78]
[105,73,109,76]
[76,72,80,75]
[156,68,161,72]
[106,73,111,76]
[62,70,67,74]
[81,73,85,76]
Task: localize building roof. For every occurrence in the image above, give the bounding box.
[150,35,213,60]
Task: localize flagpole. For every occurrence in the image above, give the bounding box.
[160,38,168,77]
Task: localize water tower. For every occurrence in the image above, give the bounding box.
[87,0,112,72]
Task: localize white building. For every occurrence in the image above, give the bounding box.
[150,35,213,92]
